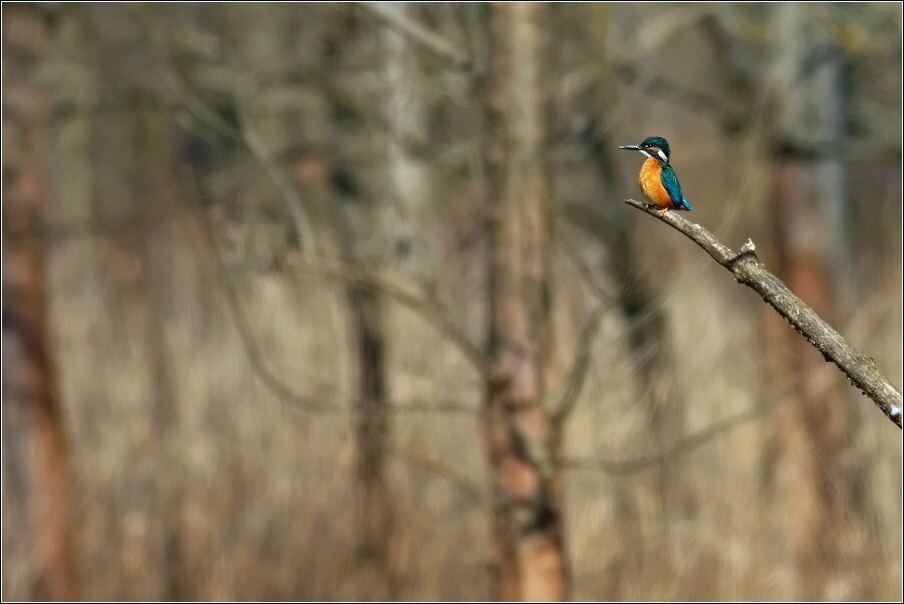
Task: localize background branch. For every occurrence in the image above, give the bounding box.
[361,2,471,69]
[625,198,903,429]
[183,174,340,414]
[179,169,487,413]
[233,81,318,263]
[386,448,484,504]
[549,306,605,459]
[294,259,490,378]
[562,405,762,474]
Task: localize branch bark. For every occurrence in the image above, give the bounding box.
[624,198,903,429]
[481,4,566,600]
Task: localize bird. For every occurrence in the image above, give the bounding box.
[618,136,693,217]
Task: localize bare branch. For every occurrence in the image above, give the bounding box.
[548,306,605,455]
[185,176,341,414]
[555,230,617,304]
[562,405,762,474]
[293,259,490,378]
[176,167,488,415]
[386,448,484,504]
[233,81,318,262]
[614,61,748,133]
[625,198,903,429]
[362,2,471,69]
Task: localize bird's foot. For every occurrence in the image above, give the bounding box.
[658,207,670,218]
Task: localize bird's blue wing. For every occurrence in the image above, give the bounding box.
[661,165,693,211]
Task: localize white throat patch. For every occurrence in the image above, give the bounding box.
[640,147,669,162]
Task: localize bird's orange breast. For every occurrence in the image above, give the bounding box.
[638,158,673,208]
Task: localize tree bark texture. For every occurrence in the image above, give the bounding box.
[482,4,565,600]
[624,199,902,427]
[381,2,435,289]
[2,7,78,596]
[320,11,397,596]
[349,283,395,595]
[2,244,78,602]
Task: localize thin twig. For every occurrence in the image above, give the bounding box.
[555,230,617,304]
[176,174,487,418]
[181,173,340,414]
[386,448,484,504]
[614,62,748,133]
[232,79,318,262]
[548,305,605,456]
[291,260,489,378]
[162,66,321,262]
[625,198,903,429]
[361,2,471,69]
[561,405,762,474]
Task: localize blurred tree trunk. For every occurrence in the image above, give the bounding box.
[766,4,878,599]
[381,3,435,289]
[134,98,187,603]
[2,174,79,604]
[481,4,565,600]
[340,5,441,594]
[317,8,397,598]
[76,7,190,597]
[348,281,394,598]
[2,7,78,599]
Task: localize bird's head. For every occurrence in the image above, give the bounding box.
[619,136,671,163]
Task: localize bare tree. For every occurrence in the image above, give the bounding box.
[480,4,565,600]
[2,6,77,599]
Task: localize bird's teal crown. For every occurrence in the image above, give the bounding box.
[640,136,670,159]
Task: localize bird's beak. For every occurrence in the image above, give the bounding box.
[618,145,641,151]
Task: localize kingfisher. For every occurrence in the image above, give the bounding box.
[618,136,693,217]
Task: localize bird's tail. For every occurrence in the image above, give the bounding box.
[678,198,694,212]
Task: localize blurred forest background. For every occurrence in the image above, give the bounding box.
[2,2,902,601]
